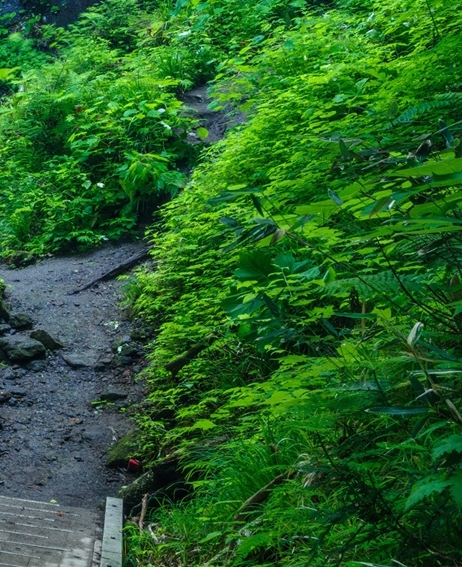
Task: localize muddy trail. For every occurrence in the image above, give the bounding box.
[0,241,148,508]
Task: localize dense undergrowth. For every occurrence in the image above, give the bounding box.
[3,0,462,565]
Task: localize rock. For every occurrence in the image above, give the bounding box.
[95,354,113,371]
[114,355,133,367]
[117,452,186,509]
[62,352,98,368]
[100,388,128,402]
[25,360,48,372]
[9,387,26,397]
[0,336,46,362]
[0,324,10,336]
[112,338,139,356]
[106,429,143,468]
[1,367,16,381]
[9,313,33,330]
[0,390,12,404]
[30,329,64,351]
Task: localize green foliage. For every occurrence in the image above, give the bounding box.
[122,0,462,565]
[3,0,462,564]
[0,4,198,259]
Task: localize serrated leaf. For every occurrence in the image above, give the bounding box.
[449,471,462,509]
[432,434,462,460]
[406,477,452,510]
[189,419,216,431]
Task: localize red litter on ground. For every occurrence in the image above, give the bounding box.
[127,458,141,472]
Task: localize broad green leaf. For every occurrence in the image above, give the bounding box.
[234,251,273,282]
[199,531,222,543]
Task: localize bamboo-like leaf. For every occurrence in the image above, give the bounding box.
[250,194,264,216]
[438,119,454,148]
[407,322,424,346]
[270,228,286,245]
[366,406,428,415]
[339,138,351,160]
[328,189,343,205]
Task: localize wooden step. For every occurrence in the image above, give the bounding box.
[0,495,102,567]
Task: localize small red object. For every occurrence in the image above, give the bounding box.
[127,458,141,472]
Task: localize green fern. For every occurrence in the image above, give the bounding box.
[391,99,453,126]
[325,270,425,299]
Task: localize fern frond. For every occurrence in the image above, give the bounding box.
[392,100,452,126]
[325,270,425,299]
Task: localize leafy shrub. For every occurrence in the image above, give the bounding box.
[124,0,462,565]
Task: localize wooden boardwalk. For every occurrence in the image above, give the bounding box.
[0,495,103,567]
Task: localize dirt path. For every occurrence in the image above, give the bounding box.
[0,242,147,507]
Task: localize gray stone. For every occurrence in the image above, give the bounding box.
[0,390,12,404]
[95,354,114,371]
[100,388,128,402]
[112,338,139,357]
[62,352,98,368]
[106,429,142,468]
[114,355,132,367]
[25,360,47,372]
[0,324,10,336]
[9,387,26,397]
[0,336,46,362]
[30,329,64,350]
[9,313,33,330]
[1,367,16,381]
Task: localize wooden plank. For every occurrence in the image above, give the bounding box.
[100,498,123,567]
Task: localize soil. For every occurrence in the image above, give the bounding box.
[0,241,148,508]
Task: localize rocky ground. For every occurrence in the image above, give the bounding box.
[0,87,239,510]
[0,241,149,508]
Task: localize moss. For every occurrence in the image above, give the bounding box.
[106,428,145,468]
